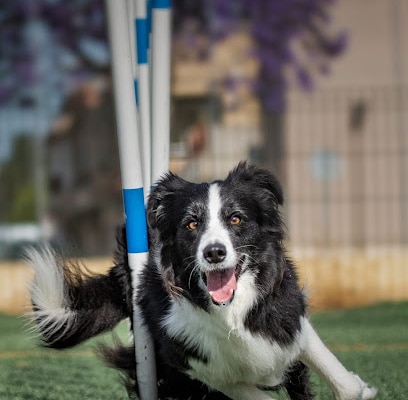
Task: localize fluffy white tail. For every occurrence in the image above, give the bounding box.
[26,246,76,345]
[26,245,130,348]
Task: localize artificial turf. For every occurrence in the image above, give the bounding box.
[0,302,407,399]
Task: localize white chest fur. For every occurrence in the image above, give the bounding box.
[160,296,305,392]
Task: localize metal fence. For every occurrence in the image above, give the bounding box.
[2,84,408,257]
[285,85,408,250]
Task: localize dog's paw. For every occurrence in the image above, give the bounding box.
[335,373,377,400]
[353,373,377,400]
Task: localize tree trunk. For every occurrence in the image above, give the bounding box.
[251,109,285,185]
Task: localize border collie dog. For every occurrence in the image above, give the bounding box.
[28,162,377,400]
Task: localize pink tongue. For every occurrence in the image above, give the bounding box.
[206,268,237,304]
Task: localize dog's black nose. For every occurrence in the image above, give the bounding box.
[203,243,227,264]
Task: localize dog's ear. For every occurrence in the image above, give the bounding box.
[147,172,187,229]
[228,161,283,207]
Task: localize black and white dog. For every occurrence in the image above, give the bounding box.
[27,162,377,400]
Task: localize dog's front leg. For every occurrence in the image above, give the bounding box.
[300,319,377,400]
[218,384,276,400]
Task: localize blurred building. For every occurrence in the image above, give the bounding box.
[172,0,408,252]
[285,0,408,251]
[47,78,122,256]
[46,0,407,255]
[171,30,263,181]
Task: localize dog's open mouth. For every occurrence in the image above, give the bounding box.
[205,261,243,306]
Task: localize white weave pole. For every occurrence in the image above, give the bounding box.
[151,0,172,183]
[135,0,152,191]
[105,1,157,399]
[126,0,138,97]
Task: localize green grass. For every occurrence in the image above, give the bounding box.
[0,317,130,400]
[307,302,408,400]
[0,302,407,399]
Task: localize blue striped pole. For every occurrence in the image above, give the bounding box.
[151,0,172,183]
[105,1,157,399]
[136,0,152,191]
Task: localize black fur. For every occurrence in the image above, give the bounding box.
[30,162,312,400]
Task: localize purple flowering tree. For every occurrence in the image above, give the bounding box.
[2,0,345,104]
[173,0,346,177]
[0,0,108,106]
[1,0,345,178]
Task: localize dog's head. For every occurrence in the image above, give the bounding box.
[147,162,285,310]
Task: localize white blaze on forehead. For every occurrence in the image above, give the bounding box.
[197,183,237,268]
[208,183,222,229]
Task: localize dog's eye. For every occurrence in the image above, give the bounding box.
[230,215,241,225]
[187,220,199,231]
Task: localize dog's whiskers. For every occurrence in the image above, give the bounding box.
[237,251,257,266]
[182,254,196,264]
[188,263,201,290]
